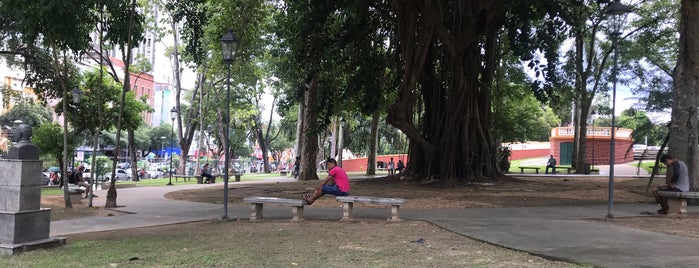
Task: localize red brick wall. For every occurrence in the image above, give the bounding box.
[550,137,634,165]
[510,149,550,160]
[341,154,408,172]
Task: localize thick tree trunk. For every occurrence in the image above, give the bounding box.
[366,110,380,175]
[299,76,320,181]
[129,129,138,180]
[388,1,501,181]
[254,118,270,173]
[295,101,304,158]
[671,0,699,190]
[106,0,138,208]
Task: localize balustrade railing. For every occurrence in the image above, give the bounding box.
[551,127,633,139]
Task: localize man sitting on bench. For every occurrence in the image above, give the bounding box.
[545,155,557,174]
[201,163,214,184]
[651,154,689,215]
[302,158,350,205]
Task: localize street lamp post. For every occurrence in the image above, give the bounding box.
[168,107,178,186]
[160,136,166,158]
[605,0,632,219]
[338,118,345,167]
[71,86,83,171]
[220,29,240,220]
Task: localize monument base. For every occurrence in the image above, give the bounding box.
[0,208,52,244]
[0,237,66,255]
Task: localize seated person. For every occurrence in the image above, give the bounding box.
[201,163,214,183]
[396,160,405,174]
[49,171,59,185]
[75,165,97,198]
[651,154,689,214]
[302,158,350,205]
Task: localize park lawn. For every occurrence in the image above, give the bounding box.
[628,160,666,175]
[507,159,567,174]
[0,220,581,268]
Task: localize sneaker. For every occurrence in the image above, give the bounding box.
[657,208,668,215]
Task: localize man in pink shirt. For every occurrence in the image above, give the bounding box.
[303,158,350,205]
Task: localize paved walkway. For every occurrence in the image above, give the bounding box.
[50,168,697,268]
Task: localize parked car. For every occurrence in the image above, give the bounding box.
[102,169,132,182]
[117,162,131,169]
[633,144,666,160]
[41,172,50,185]
[632,144,647,160]
[146,168,163,179]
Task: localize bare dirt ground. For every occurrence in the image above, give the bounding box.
[161,175,699,238]
[42,195,129,221]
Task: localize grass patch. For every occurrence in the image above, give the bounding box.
[0,221,580,268]
[627,160,666,174]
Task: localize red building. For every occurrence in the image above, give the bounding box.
[108,56,155,127]
[549,127,634,165]
[129,72,154,126]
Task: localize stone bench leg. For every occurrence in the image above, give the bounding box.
[667,198,687,216]
[291,206,304,221]
[249,203,263,221]
[389,205,401,221]
[69,193,82,204]
[341,202,354,220]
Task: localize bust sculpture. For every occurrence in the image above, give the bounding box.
[7,123,39,160]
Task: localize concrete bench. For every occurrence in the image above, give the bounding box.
[243,197,305,221]
[556,166,572,174]
[519,167,540,174]
[67,185,85,204]
[555,166,598,174]
[195,174,219,184]
[657,191,699,216]
[172,175,192,182]
[336,196,407,221]
[649,165,666,174]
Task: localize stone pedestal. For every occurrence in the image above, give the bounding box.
[0,159,65,255]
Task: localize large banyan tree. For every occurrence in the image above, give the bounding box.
[388,0,558,181]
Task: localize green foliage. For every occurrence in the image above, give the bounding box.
[32,123,65,162]
[626,0,679,112]
[0,99,52,128]
[492,83,560,142]
[497,146,512,173]
[613,108,668,146]
[55,69,120,135]
[165,0,208,66]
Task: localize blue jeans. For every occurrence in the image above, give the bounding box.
[322,184,349,196]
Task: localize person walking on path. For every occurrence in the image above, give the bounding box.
[292,157,300,179]
[388,157,395,175]
[302,158,350,205]
[545,155,557,174]
[652,154,690,214]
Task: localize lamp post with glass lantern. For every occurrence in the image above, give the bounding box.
[605,0,632,219]
[160,136,166,159]
[168,107,178,186]
[220,29,240,219]
[71,86,83,171]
